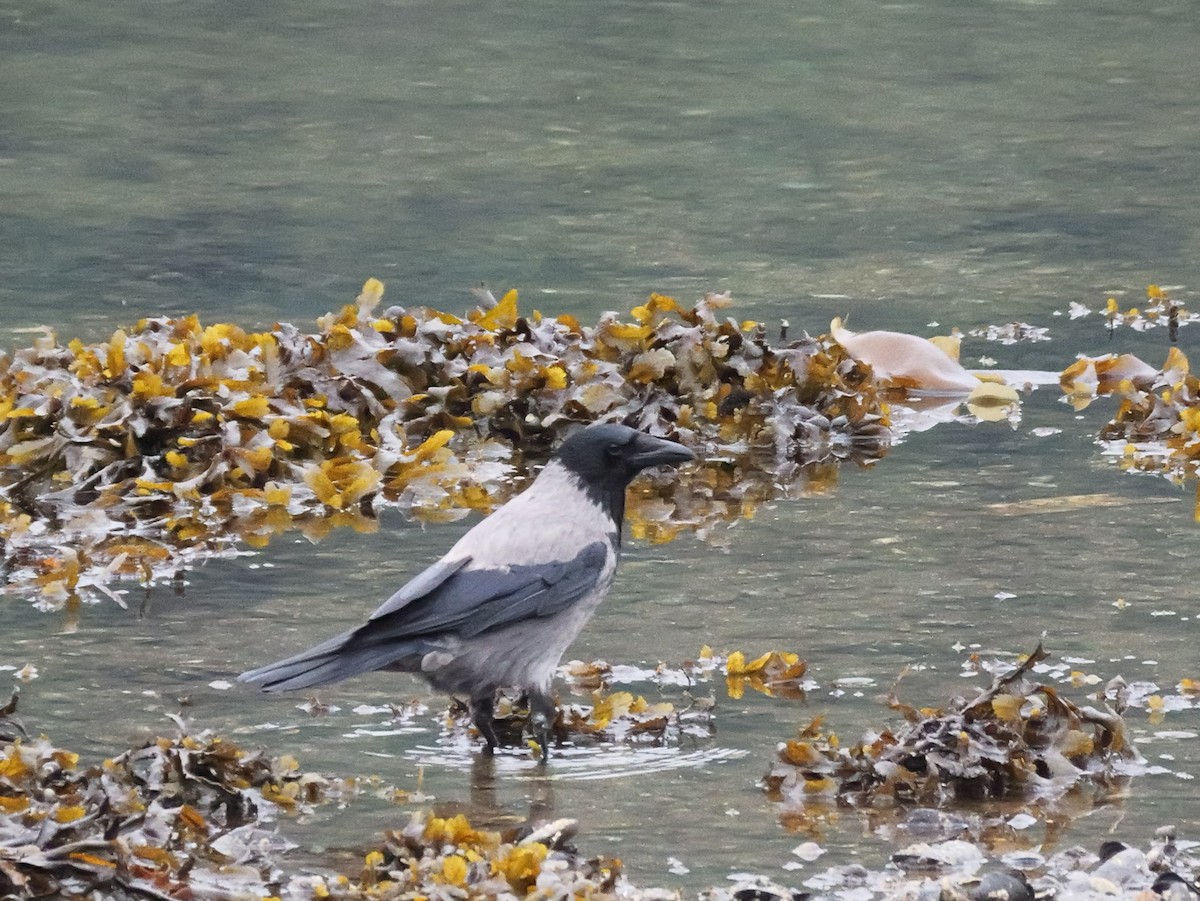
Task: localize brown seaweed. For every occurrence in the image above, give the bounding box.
[0,285,889,609]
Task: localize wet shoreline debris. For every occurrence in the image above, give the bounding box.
[0,691,354,898]
[5,680,1200,899]
[0,687,635,899]
[705,826,1200,901]
[0,284,889,609]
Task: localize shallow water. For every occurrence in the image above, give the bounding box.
[4,0,1200,892]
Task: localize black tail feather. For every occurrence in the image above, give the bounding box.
[238,629,423,692]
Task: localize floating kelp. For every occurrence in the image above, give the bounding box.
[333,814,625,900]
[1065,284,1192,335]
[0,284,889,609]
[1059,287,1200,513]
[764,645,1137,841]
[717,648,811,700]
[562,647,813,700]
[1059,287,1193,400]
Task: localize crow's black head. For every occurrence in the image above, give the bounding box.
[553,423,694,527]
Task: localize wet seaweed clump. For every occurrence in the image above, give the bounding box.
[764,645,1136,836]
[337,813,625,900]
[1061,286,1200,506]
[0,696,639,900]
[0,693,350,898]
[1086,346,1200,468]
[0,283,889,609]
[1061,336,1200,514]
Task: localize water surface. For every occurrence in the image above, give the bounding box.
[4,0,1200,891]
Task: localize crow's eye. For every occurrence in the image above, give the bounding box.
[605,443,623,459]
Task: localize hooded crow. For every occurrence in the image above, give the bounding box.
[239,422,695,759]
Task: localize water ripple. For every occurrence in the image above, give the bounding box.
[404,741,748,780]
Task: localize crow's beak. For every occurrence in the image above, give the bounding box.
[628,433,696,470]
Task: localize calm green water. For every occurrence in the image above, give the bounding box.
[5,0,1200,892]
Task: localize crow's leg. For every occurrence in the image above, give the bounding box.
[528,688,557,763]
[470,693,499,755]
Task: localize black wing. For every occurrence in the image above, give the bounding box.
[359,540,610,642]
